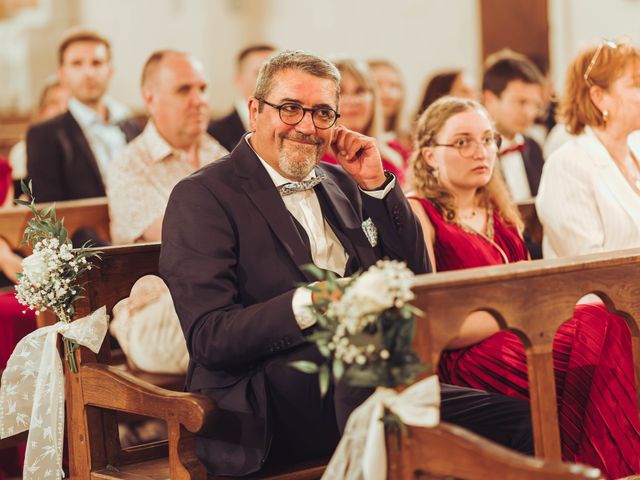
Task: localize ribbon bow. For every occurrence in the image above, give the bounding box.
[278,174,326,197]
[322,375,440,480]
[0,307,108,479]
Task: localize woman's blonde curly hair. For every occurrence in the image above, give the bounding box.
[409,96,523,231]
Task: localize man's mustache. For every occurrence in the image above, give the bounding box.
[281,133,323,145]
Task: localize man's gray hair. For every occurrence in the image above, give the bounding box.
[254,50,341,104]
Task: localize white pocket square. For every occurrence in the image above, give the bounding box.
[362,218,378,247]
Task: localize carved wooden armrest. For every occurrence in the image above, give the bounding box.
[79,363,216,433]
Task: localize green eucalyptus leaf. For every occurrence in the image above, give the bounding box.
[289,360,319,374]
[319,364,330,397]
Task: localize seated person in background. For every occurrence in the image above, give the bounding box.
[9,76,69,190]
[536,38,640,258]
[482,49,545,203]
[0,156,36,479]
[408,95,640,479]
[160,49,534,477]
[323,57,411,186]
[207,44,275,151]
[26,27,133,203]
[107,50,227,374]
[415,69,479,120]
[368,59,410,147]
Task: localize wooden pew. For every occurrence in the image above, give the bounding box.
[0,196,110,253]
[65,243,327,479]
[409,247,640,464]
[385,421,602,479]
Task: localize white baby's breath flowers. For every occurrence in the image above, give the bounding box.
[15,237,94,319]
[323,260,415,365]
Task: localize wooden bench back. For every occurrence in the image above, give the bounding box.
[0,196,110,253]
[410,247,640,461]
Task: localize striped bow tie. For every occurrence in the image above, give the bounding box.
[277,174,326,197]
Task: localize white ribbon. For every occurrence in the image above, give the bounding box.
[0,307,108,479]
[322,375,440,480]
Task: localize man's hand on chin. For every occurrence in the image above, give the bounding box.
[330,125,387,190]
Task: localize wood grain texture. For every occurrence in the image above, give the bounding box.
[0,196,110,252]
[411,247,640,463]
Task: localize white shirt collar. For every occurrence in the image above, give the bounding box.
[244,133,316,188]
[68,98,104,129]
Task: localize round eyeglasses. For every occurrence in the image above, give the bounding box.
[257,98,340,129]
[432,133,502,158]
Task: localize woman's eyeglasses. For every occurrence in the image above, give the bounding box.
[583,39,618,87]
[432,133,502,159]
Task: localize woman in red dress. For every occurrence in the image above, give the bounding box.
[407,96,640,479]
[0,156,36,479]
[322,58,410,186]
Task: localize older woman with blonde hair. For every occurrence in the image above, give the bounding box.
[536,38,640,258]
[322,57,411,185]
[408,95,640,479]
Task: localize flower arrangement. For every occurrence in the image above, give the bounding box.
[292,260,426,395]
[13,181,100,372]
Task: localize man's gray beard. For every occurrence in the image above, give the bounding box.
[278,144,320,180]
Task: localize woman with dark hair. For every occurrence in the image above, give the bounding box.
[415,70,479,120]
[408,95,640,479]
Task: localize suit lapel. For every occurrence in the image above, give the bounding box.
[64,112,104,187]
[315,169,378,272]
[234,139,316,282]
[521,137,543,196]
[580,128,640,229]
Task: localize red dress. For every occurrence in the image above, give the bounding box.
[0,156,35,479]
[414,197,640,479]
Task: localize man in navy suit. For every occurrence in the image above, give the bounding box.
[161,50,533,476]
[207,44,275,151]
[26,28,134,203]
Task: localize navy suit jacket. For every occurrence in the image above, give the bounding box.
[207,109,246,152]
[522,135,544,196]
[159,138,429,475]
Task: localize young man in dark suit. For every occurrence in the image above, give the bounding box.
[26,28,135,203]
[160,50,533,476]
[483,49,546,202]
[207,44,275,151]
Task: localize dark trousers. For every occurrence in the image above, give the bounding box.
[265,344,534,467]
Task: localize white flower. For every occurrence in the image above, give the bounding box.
[22,251,49,285]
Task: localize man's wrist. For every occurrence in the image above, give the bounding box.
[360,171,393,191]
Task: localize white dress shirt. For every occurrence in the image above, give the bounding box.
[499,134,532,202]
[245,135,395,328]
[68,97,128,180]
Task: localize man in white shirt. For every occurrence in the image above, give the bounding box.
[26,28,134,203]
[207,44,275,151]
[160,50,533,476]
[483,50,545,202]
